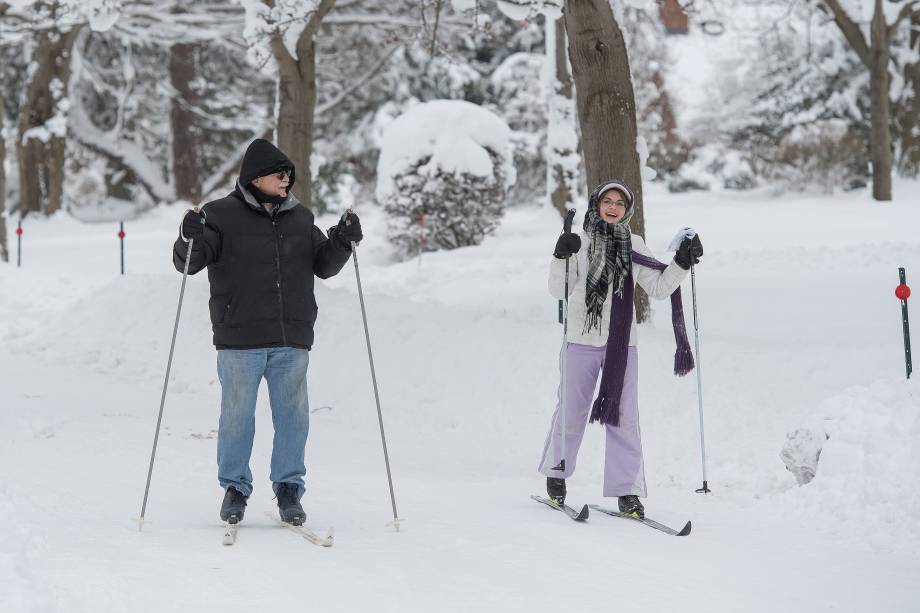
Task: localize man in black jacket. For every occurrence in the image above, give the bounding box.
[173,138,362,526]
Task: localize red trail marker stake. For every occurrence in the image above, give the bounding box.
[896,268,912,379]
[118,222,126,275]
[16,219,23,268]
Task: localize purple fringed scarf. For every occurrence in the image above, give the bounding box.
[588,250,695,427]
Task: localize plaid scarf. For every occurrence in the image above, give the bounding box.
[583,181,635,334]
[579,180,695,427]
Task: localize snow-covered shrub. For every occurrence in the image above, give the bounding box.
[762,120,867,194]
[667,144,755,192]
[376,100,516,258]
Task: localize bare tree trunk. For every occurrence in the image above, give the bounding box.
[869,0,893,200]
[170,42,202,203]
[548,16,580,219]
[16,26,81,215]
[563,0,649,321]
[270,0,336,208]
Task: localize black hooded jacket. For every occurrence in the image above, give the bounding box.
[172,139,352,350]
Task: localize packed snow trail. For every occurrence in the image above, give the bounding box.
[2,185,919,612]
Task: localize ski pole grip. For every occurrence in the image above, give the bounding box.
[563,208,576,234]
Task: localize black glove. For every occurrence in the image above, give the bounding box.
[181,209,205,242]
[328,211,363,248]
[674,234,703,270]
[553,232,581,259]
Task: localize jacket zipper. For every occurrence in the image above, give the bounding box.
[272,217,287,345]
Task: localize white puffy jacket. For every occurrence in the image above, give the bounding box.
[548,232,687,347]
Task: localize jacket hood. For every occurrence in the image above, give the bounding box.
[239,138,296,189]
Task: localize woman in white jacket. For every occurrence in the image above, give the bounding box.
[538,179,703,518]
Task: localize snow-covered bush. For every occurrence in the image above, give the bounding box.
[765,120,867,194]
[667,144,756,192]
[376,100,516,258]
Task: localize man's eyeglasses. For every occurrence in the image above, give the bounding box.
[272,169,291,181]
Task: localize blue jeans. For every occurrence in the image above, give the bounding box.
[216,347,310,498]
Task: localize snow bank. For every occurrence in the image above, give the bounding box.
[0,488,52,612]
[782,379,920,541]
[375,100,516,201]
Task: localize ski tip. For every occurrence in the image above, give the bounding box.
[676,521,691,537]
[576,505,590,521]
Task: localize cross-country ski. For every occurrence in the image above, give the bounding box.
[265,512,334,547]
[530,495,589,521]
[589,504,691,537]
[222,521,239,546]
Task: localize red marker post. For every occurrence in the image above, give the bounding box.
[118,222,126,275]
[418,210,426,270]
[15,219,23,268]
[897,268,912,379]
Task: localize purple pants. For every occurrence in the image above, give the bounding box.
[538,343,647,497]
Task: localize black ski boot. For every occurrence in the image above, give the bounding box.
[220,487,248,524]
[546,477,566,505]
[276,483,306,526]
[618,495,644,518]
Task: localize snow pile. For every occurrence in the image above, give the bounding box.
[780,427,826,485]
[783,379,920,541]
[0,489,51,612]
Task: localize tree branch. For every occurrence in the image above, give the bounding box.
[296,0,337,63]
[821,0,872,68]
[315,43,400,116]
[888,0,919,41]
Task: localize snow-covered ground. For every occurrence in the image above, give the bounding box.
[2,181,919,612]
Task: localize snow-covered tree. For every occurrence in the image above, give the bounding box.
[376,100,516,258]
[563,0,650,318]
[239,0,337,207]
[809,0,920,200]
[1,0,118,215]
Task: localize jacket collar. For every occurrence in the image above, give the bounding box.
[235,181,301,214]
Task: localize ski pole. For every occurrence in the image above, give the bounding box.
[553,208,577,474]
[690,261,710,493]
[138,210,202,530]
[345,210,401,531]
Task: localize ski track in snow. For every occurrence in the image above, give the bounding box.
[1,184,919,612]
